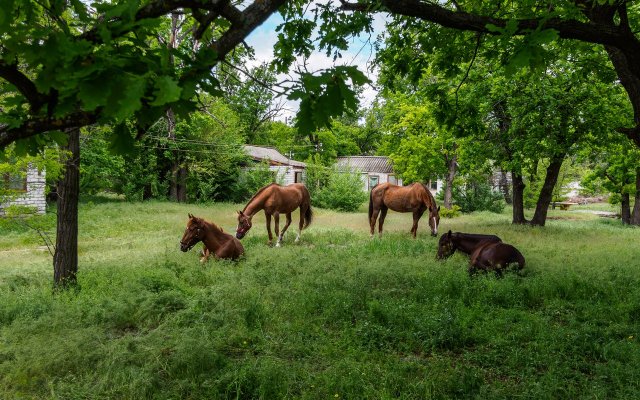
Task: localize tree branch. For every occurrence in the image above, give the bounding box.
[340,0,638,52]
[0,111,97,148]
[0,60,48,112]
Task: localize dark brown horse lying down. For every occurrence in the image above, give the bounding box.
[180,214,244,262]
[437,230,502,259]
[469,241,525,276]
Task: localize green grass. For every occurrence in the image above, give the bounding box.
[1,198,639,399]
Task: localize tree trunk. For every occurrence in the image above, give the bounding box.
[529,156,564,226]
[500,169,511,204]
[621,192,631,224]
[53,128,80,289]
[166,14,187,202]
[631,167,640,225]
[511,171,527,224]
[443,152,457,209]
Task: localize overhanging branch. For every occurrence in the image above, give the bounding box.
[340,0,636,51]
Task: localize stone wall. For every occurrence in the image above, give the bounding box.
[1,165,46,215]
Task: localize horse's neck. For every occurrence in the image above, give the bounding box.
[244,196,266,217]
[202,222,226,249]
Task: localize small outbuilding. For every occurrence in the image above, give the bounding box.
[335,156,404,191]
[244,145,306,185]
[1,164,46,215]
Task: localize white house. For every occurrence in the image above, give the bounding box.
[244,145,306,185]
[335,156,404,191]
[1,164,46,215]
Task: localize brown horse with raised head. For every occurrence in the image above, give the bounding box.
[469,241,525,276]
[180,214,244,261]
[437,230,502,259]
[236,182,313,246]
[369,182,440,238]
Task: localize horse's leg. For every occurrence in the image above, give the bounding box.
[296,208,304,242]
[378,207,388,237]
[411,210,425,238]
[200,246,210,264]
[265,213,273,246]
[274,212,281,247]
[279,213,292,244]
[370,206,380,237]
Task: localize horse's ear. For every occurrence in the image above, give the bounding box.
[447,230,452,237]
[188,213,194,219]
[237,210,242,216]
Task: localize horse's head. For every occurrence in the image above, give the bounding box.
[437,230,455,259]
[180,213,204,252]
[428,205,441,237]
[235,210,252,239]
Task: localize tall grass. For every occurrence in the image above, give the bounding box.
[0,198,639,399]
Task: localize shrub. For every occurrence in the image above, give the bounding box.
[230,161,282,203]
[453,178,505,213]
[314,170,368,212]
[439,205,462,218]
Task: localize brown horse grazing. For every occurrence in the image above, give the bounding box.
[236,183,313,246]
[369,182,440,238]
[180,214,244,261]
[437,230,502,259]
[469,241,525,276]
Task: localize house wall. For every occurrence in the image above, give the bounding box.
[269,165,305,186]
[358,172,403,191]
[1,166,46,215]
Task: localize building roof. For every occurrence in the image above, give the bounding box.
[335,156,395,173]
[244,145,306,168]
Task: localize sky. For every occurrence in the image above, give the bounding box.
[244,9,388,121]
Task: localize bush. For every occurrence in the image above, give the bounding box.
[230,161,282,203]
[314,170,368,212]
[439,205,462,218]
[305,160,367,212]
[453,179,505,213]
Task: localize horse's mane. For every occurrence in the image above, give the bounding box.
[242,182,278,212]
[420,183,436,203]
[201,218,223,233]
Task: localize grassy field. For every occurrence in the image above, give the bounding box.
[0,197,639,399]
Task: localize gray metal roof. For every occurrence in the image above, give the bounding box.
[335,156,395,173]
[244,145,306,168]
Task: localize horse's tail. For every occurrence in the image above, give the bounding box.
[368,188,374,221]
[302,185,313,229]
[304,205,313,229]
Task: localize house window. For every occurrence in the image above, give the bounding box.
[2,173,27,192]
[430,180,438,191]
[388,175,397,185]
[295,171,303,183]
[368,175,379,190]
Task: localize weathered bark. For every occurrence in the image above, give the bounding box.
[529,157,564,226]
[53,128,80,289]
[443,152,457,209]
[631,167,640,225]
[621,192,631,224]
[511,171,527,224]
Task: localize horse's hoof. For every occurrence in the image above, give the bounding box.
[275,242,281,247]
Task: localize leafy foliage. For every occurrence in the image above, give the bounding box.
[305,159,367,212]
[452,175,506,213]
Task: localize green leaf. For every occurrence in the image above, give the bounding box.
[150,76,182,106]
[104,76,146,120]
[108,124,136,155]
[46,131,68,147]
